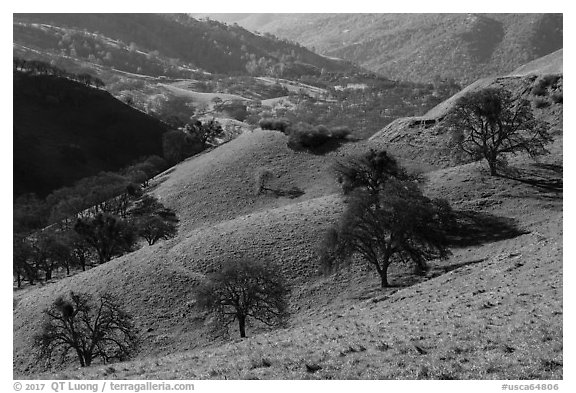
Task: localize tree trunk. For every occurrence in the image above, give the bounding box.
[45,269,52,281]
[489,161,498,176]
[380,273,389,288]
[487,153,498,176]
[238,316,246,338]
[76,350,86,367]
[378,264,389,288]
[16,273,21,288]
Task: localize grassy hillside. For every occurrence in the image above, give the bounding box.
[15,136,562,379]
[13,53,562,380]
[199,13,562,84]
[13,70,168,197]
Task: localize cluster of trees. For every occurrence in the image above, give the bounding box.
[14,57,105,88]
[14,155,178,288]
[259,74,461,139]
[14,192,178,287]
[162,119,224,165]
[14,155,169,234]
[17,14,349,77]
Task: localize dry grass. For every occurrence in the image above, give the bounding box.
[14,67,563,380]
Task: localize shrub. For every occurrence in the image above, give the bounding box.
[259,117,291,133]
[287,122,331,150]
[533,97,550,108]
[531,84,547,96]
[254,168,274,195]
[330,126,352,139]
[539,74,561,88]
[551,92,563,104]
[531,75,560,96]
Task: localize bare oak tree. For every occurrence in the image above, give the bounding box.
[443,87,551,175]
[196,260,289,338]
[34,292,139,367]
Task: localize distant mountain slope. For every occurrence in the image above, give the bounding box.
[13,70,168,197]
[13,14,354,77]
[198,13,562,84]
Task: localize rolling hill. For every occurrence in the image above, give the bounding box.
[13,48,562,380]
[197,13,562,84]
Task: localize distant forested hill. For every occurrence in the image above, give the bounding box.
[13,13,354,78]
[196,13,562,84]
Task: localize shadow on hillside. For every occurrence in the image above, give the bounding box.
[289,137,358,156]
[433,258,487,274]
[446,210,528,247]
[268,187,305,199]
[499,163,563,193]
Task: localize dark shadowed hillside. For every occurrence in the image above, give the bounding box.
[13,70,168,197]
[198,13,562,84]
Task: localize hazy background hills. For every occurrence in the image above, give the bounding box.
[193,13,562,84]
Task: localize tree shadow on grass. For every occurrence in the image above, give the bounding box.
[435,258,487,273]
[262,186,305,199]
[499,163,563,192]
[446,210,529,247]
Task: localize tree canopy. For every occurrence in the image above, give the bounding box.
[196,260,289,338]
[323,181,451,287]
[34,292,139,367]
[443,87,551,175]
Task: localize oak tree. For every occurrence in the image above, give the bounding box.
[443,87,551,175]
